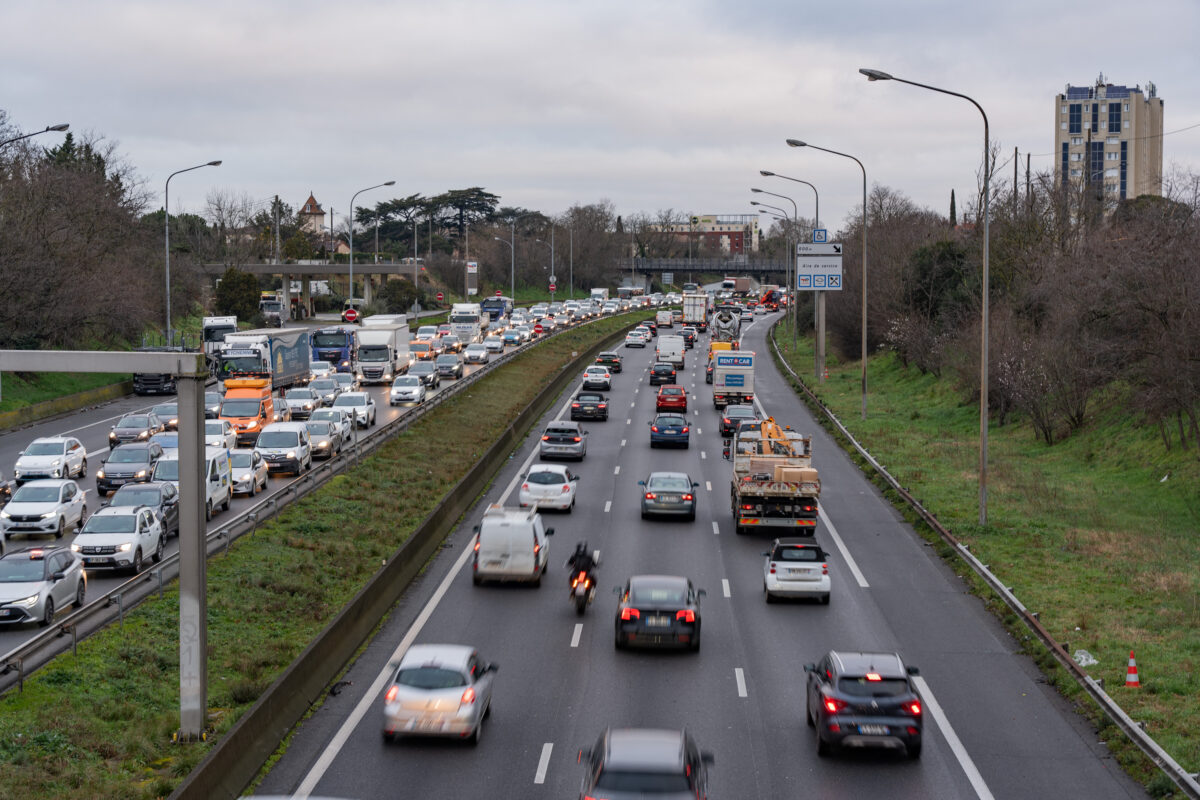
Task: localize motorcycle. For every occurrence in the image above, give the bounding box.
[570,569,596,616]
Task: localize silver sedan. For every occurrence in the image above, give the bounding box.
[638,472,699,521]
[382,644,496,744]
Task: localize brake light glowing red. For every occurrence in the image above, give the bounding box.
[681,427,689,434]
[866,672,882,682]
[741,504,754,510]
[461,687,476,705]
[682,494,693,501]
[907,701,922,716]
[769,562,776,574]
[620,607,640,621]
[385,686,398,703]
[822,563,828,575]
[650,426,659,433]
[644,492,655,500]
[572,436,582,442]
[473,539,480,552]
[571,403,580,408]
[541,435,550,441]
[676,609,695,623]
[823,697,847,713]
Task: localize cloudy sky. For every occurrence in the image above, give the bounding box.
[5,0,1198,234]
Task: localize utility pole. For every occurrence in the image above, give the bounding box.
[1013,147,1018,216]
[273,195,281,264]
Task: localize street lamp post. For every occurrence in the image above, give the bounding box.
[860,67,992,526]
[787,139,868,419]
[0,122,69,149]
[760,170,821,374]
[752,188,800,356]
[495,235,514,300]
[535,237,555,302]
[164,160,221,346]
[348,181,395,307]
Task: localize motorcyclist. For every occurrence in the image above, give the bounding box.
[566,541,597,588]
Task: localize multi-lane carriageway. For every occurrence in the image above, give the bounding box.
[249,315,1147,799]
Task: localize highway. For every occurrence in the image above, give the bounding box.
[254,312,1147,799]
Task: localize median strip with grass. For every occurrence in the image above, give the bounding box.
[0,314,634,800]
[771,318,1200,794]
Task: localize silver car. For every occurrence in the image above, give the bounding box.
[305,421,343,460]
[1,479,87,544]
[638,472,699,521]
[0,546,86,627]
[332,392,376,428]
[284,388,320,420]
[389,376,427,406]
[229,449,268,496]
[309,409,353,443]
[538,421,588,461]
[308,377,342,407]
[382,644,497,744]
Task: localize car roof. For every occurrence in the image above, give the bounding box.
[773,538,823,548]
[529,463,570,475]
[263,422,309,432]
[546,420,582,430]
[828,650,908,678]
[604,728,686,771]
[0,545,71,561]
[113,481,170,492]
[398,643,474,672]
[629,574,689,591]
[647,471,691,482]
[15,478,73,488]
[27,436,74,445]
[89,505,141,517]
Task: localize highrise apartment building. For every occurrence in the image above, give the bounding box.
[1054,78,1163,200]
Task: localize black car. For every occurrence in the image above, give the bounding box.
[151,403,179,431]
[107,413,165,448]
[408,361,441,388]
[648,362,677,386]
[719,404,759,437]
[595,351,623,373]
[107,481,180,537]
[614,574,704,651]
[805,650,923,759]
[96,443,165,496]
[680,327,698,348]
[579,727,713,800]
[639,320,658,337]
[570,392,609,421]
[435,354,464,379]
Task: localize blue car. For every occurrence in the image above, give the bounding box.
[648,414,689,448]
[503,330,521,346]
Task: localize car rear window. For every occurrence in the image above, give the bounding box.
[775,547,822,562]
[660,387,682,395]
[396,667,466,689]
[838,676,911,697]
[655,416,686,427]
[630,585,686,605]
[595,771,689,792]
[527,471,565,485]
[648,476,690,491]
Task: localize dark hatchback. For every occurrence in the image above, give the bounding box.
[579,727,713,800]
[595,351,623,373]
[638,320,658,337]
[408,361,441,388]
[648,414,689,448]
[719,404,759,437]
[96,443,165,496]
[614,574,704,651]
[648,362,677,385]
[107,481,180,537]
[570,392,609,421]
[805,650,923,759]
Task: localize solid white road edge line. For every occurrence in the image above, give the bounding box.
[912,676,996,800]
[722,578,730,598]
[570,624,583,648]
[818,507,869,588]
[604,500,612,513]
[534,742,554,784]
[293,380,577,798]
[734,667,747,698]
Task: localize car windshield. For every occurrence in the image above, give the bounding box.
[411,343,430,353]
[436,356,458,365]
[395,666,467,689]
[287,390,315,400]
[117,416,150,429]
[775,547,822,562]
[594,771,690,792]
[358,346,390,362]
[333,374,354,386]
[110,487,161,507]
[229,453,254,468]
[410,363,434,375]
[220,399,261,417]
[648,476,690,491]
[311,362,330,371]
[11,485,61,503]
[257,432,299,448]
[310,411,341,423]
[204,422,226,435]
[154,461,179,481]
[629,583,687,605]
[205,393,221,406]
[392,377,420,388]
[527,470,566,485]
[305,423,331,436]
[333,396,364,408]
[82,515,136,534]
[310,379,337,391]
[654,416,686,428]
[108,447,148,463]
[152,405,177,417]
[838,677,912,698]
[312,333,349,347]
[23,442,65,456]
[466,345,485,353]
[0,559,46,583]
[416,327,438,338]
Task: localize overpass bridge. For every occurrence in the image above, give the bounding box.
[616,257,789,277]
[200,261,422,316]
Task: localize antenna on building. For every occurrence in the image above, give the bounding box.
[1147,81,1156,98]
[1096,71,1106,86]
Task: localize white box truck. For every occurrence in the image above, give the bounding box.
[712,350,755,409]
[590,288,609,303]
[355,323,411,384]
[682,292,709,331]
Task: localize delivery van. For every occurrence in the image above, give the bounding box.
[471,505,554,586]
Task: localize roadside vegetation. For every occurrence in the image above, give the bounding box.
[773,315,1200,795]
[0,314,635,800]
[0,372,130,414]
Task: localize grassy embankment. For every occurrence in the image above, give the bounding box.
[772,316,1200,796]
[0,313,635,800]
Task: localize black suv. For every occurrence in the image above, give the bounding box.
[579,727,713,799]
[570,392,608,421]
[106,481,180,537]
[595,351,623,373]
[408,361,441,388]
[96,443,165,496]
[804,650,923,758]
[648,362,677,386]
[107,413,165,448]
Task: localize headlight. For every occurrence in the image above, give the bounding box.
[42,511,57,519]
[117,543,132,552]
[138,431,149,439]
[0,511,9,519]
[108,432,117,440]
[304,403,312,410]
[383,374,391,381]
[11,594,39,608]
[318,440,329,448]
[134,470,148,479]
[52,459,62,467]
[286,451,296,459]
[70,543,82,552]
[96,470,106,479]
[239,473,252,482]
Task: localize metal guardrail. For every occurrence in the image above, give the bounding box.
[0,312,630,695]
[766,324,1200,799]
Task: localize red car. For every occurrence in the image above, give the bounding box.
[655,385,688,412]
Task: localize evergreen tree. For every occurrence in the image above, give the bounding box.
[949,190,957,227]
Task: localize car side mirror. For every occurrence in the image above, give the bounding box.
[803,663,816,673]
[701,752,715,765]
[692,482,699,487]
[51,571,66,582]
[17,450,24,456]
[906,665,920,676]
[760,551,771,557]
[544,527,555,536]
[210,474,220,483]
[696,589,707,598]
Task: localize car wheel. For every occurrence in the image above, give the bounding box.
[205,500,212,521]
[79,459,87,478]
[821,594,830,605]
[568,498,575,513]
[97,487,107,498]
[906,741,922,759]
[131,548,143,575]
[78,506,86,530]
[153,536,164,563]
[223,492,231,512]
[54,517,65,539]
[690,634,701,652]
[816,733,831,757]
[484,701,492,720]
[472,574,482,586]
[39,597,54,627]
[382,730,395,743]
[614,632,625,650]
[764,584,776,604]
[469,718,483,746]
[75,579,86,609]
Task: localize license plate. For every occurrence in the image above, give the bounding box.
[485,560,502,567]
[583,406,595,412]
[86,558,113,566]
[660,494,680,502]
[645,615,671,627]
[858,724,889,736]
[416,717,441,731]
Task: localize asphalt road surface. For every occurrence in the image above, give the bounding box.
[255,312,1147,799]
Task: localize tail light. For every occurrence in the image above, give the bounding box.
[722,417,730,424]
[620,607,640,621]
[598,403,607,408]
[682,493,694,501]
[769,562,777,574]
[907,700,922,716]
[385,686,398,703]
[866,673,882,681]
[521,483,530,491]
[676,609,695,623]
[644,492,655,500]
[534,543,541,555]
[571,403,580,408]
[741,504,754,511]
[461,687,476,705]
[541,435,550,441]
[651,426,659,433]
[822,563,828,575]
[823,696,847,714]
[473,539,480,552]
[572,436,582,442]
[561,485,571,493]
[681,427,689,433]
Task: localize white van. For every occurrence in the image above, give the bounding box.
[656,334,686,367]
[150,446,232,521]
[471,505,554,586]
[656,309,674,328]
[254,422,313,476]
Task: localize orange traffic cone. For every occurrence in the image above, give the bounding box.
[1125,651,1140,688]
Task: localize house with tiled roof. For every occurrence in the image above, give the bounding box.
[299,192,325,235]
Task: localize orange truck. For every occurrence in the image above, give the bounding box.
[219,378,285,447]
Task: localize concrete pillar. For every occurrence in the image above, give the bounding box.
[280,271,292,320]
[363,274,373,305]
[301,277,312,318]
[176,375,208,738]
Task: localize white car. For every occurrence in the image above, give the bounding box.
[13,437,88,484]
[463,343,490,365]
[204,420,237,450]
[332,392,377,428]
[518,464,579,512]
[1,479,86,545]
[389,376,427,406]
[229,449,268,496]
[763,539,831,604]
[513,325,533,342]
[310,361,334,379]
[310,409,352,442]
[484,336,506,354]
[72,506,164,574]
[624,332,647,348]
[381,644,496,744]
[581,366,612,390]
[753,305,767,316]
